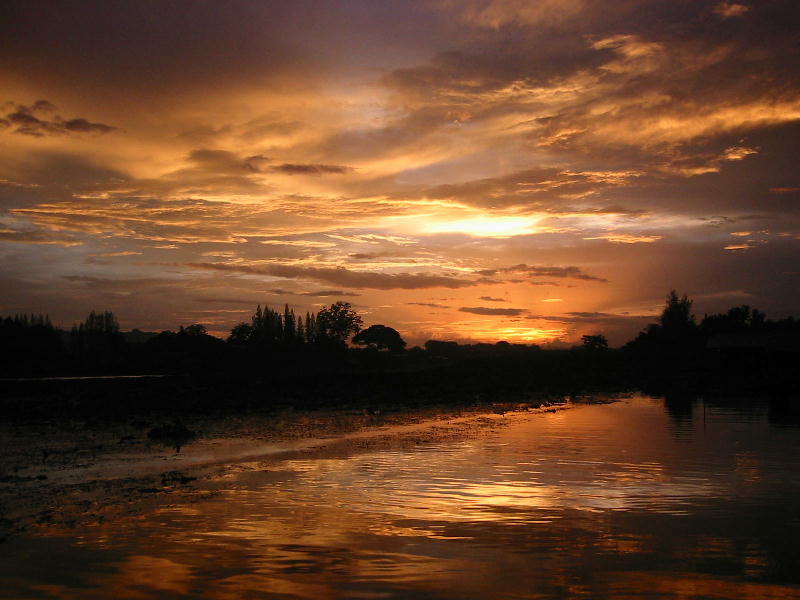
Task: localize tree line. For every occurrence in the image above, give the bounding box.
[1,294,798,393]
[0,302,393,376]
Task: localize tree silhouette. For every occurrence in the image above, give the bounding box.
[147,323,226,373]
[228,322,254,345]
[181,323,208,336]
[228,304,317,349]
[353,324,406,352]
[316,301,362,346]
[304,311,318,344]
[660,290,696,333]
[623,291,704,387]
[283,304,297,343]
[581,334,608,350]
[70,310,124,370]
[701,305,766,337]
[0,314,63,375]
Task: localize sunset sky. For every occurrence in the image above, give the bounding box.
[1,0,798,346]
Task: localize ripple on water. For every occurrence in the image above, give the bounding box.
[3,396,800,600]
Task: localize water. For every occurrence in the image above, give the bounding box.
[4,396,800,599]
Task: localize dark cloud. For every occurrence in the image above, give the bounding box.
[459,306,527,316]
[0,2,309,98]
[187,262,478,290]
[526,311,653,324]
[510,265,608,282]
[0,1,450,102]
[479,296,506,302]
[425,168,646,211]
[1,102,115,137]
[299,289,361,297]
[479,264,608,282]
[271,163,354,175]
[62,118,115,134]
[348,251,408,260]
[133,149,273,196]
[187,149,251,172]
[321,105,457,161]
[264,288,359,297]
[1,152,127,198]
[194,297,257,305]
[61,275,177,289]
[408,302,451,308]
[0,224,81,246]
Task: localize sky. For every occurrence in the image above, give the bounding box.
[1,0,798,346]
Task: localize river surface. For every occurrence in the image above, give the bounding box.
[3,395,800,599]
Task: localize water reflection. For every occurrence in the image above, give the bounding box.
[3,396,800,599]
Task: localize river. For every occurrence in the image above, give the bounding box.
[3,395,800,599]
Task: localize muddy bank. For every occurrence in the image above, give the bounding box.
[0,395,620,541]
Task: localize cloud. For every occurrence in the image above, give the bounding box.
[298,289,361,297]
[0,226,82,246]
[444,0,587,28]
[1,0,799,346]
[348,251,408,260]
[479,264,608,282]
[713,2,749,18]
[526,311,654,324]
[88,250,143,257]
[2,101,115,137]
[425,167,643,210]
[459,306,527,316]
[187,262,478,289]
[583,233,662,244]
[187,149,251,172]
[194,297,257,305]
[479,296,507,302]
[271,163,354,175]
[408,301,451,308]
[380,0,800,187]
[61,274,182,291]
[260,239,336,248]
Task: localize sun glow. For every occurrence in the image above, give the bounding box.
[444,322,566,344]
[421,216,542,238]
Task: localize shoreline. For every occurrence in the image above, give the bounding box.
[0,395,623,541]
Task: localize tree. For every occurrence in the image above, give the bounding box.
[660,290,696,331]
[0,314,64,375]
[181,324,208,336]
[353,324,406,352]
[581,334,608,350]
[228,305,316,349]
[70,310,125,369]
[623,291,703,383]
[228,322,254,345]
[701,305,766,338]
[283,304,297,343]
[304,311,318,344]
[316,301,362,345]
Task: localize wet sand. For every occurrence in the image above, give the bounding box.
[0,398,593,541]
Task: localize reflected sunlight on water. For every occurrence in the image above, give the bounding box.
[3,396,800,599]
